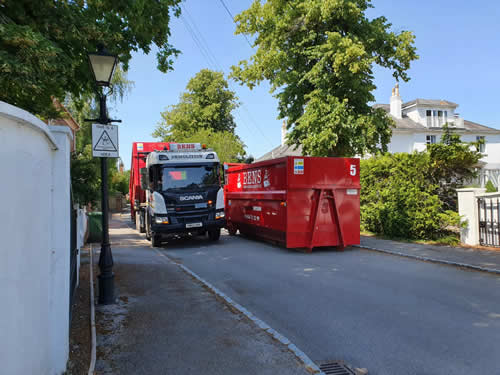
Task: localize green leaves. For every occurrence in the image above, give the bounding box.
[1,0,181,117]
[230,0,418,157]
[170,128,246,166]
[361,152,458,240]
[360,129,480,240]
[154,69,239,140]
[153,69,247,165]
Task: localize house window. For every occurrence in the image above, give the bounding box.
[433,110,438,126]
[426,135,436,145]
[476,136,485,152]
[438,110,443,125]
[444,110,448,124]
[426,110,432,127]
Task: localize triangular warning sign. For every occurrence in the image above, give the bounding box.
[93,130,117,152]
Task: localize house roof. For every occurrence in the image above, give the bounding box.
[256,143,303,162]
[463,120,500,134]
[50,98,80,132]
[373,104,427,130]
[402,99,458,108]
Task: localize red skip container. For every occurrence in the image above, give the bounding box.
[224,156,360,251]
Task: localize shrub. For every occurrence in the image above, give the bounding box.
[485,180,498,193]
[361,153,460,240]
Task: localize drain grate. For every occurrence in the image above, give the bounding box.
[319,361,357,375]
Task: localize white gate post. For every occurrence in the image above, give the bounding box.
[457,188,486,246]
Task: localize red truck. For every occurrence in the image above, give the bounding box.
[130,142,172,232]
[129,142,226,247]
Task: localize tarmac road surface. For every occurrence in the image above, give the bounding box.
[158,232,500,375]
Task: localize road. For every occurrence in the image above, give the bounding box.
[156,232,500,375]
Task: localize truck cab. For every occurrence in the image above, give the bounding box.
[142,143,225,247]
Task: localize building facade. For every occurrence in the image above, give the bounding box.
[377,84,500,170]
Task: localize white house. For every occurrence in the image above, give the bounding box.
[376,84,500,169]
[257,85,500,186]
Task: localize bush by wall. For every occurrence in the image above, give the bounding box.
[360,126,482,241]
[360,152,460,240]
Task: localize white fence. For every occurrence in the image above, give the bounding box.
[0,101,77,375]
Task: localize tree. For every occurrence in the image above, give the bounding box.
[68,66,133,206]
[159,127,247,166]
[0,0,180,117]
[153,69,239,140]
[360,128,482,241]
[427,124,482,211]
[110,170,130,196]
[230,0,418,157]
[360,152,460,241]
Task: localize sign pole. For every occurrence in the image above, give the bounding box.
[97,94,115,304]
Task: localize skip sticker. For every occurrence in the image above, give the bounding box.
[263,169,270,187]
[137,142,144,151]
[347,189,358,195]
[294,158,304,175]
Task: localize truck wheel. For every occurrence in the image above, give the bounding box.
[208,228,221,241]
[151,234,161,247]
[136,212,145,233]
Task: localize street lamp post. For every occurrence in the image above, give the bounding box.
[87,45,120,304]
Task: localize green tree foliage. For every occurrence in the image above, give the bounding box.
[361,129,481,240]
[361,153,460,240]
[163,128,246,166]
[110,170,130,196]
[68,67,133,206]
[427,124,482,210]
[485,180,498,193]
[230,0,418,157]
[153,69,247,164]
[1,0,180,117]
[153,69,239,140]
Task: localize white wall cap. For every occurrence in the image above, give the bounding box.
[0,100,58,150]
[476,191,500,198]
[456,188,487,193]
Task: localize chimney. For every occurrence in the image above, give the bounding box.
[390,83,402,119]
[281,120,287,146]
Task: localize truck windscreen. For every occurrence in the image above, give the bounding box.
[161,165,219,191]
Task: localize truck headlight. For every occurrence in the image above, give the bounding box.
[155,215,169,224]
[216,211,225,219]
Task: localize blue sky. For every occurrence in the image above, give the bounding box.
[113,0,500,169]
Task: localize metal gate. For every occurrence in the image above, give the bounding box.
[478,196,500,247]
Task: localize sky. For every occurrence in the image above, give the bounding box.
[113,0,500,169]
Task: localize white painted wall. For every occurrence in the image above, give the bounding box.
[388,130,500,166]
[403,106,456,127]
[0,101,73,375]
[387,133,414,153]
[48,126,73,375]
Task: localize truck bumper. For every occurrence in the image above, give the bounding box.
[151,218,226,236]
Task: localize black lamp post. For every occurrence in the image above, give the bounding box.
[87,45,120,304]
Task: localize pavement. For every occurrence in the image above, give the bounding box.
[161,230,500,375]
[94,213,311,375]
[359,236,500,273]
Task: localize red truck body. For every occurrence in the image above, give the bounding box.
[224,156,360,251]
[129,142,172,222]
